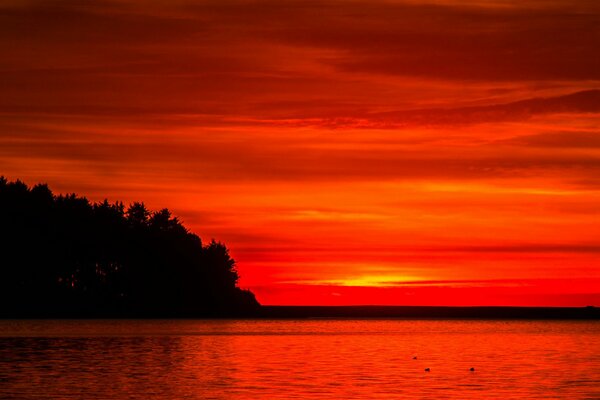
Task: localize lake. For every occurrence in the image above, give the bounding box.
[1,319,599,399]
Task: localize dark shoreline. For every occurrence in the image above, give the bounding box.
[2,306,599,320]
[258,306,600,319]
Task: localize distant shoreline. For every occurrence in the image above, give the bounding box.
[2,306,599,320]
[257,305,600,320]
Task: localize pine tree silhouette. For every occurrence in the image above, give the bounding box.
[0,177,259,317]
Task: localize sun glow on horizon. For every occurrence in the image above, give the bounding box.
[286,274,426,288]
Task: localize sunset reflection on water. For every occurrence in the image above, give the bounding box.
[1,319,599,399]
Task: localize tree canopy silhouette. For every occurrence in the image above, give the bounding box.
[0,177,259,317]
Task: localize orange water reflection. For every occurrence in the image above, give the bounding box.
[1,320,599,399]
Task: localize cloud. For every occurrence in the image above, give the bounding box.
[2,0,600,123]
[500,130,600,148]
[282,1,600,82]
[422,244,600,253]
[368,90,600,126]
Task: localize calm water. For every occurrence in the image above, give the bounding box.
[1,320,599,399]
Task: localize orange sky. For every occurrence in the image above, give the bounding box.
[1,0,599,305]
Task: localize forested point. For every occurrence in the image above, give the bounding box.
[0,177,259,317]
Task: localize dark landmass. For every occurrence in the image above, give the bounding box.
[259,306,600,319]
[0,177,259,318]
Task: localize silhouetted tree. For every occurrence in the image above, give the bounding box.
[127,202,150,227]
[0,177,259,317]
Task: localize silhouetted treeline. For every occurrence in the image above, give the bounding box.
[0,177,259,317]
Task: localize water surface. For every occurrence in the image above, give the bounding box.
[1,320,599,399]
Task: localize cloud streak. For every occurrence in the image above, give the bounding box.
[2,1,600,122]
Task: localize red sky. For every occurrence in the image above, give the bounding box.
[1,0,599,305]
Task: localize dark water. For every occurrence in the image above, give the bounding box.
[1,320,599,399]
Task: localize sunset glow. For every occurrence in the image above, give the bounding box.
[1,0,599,305]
